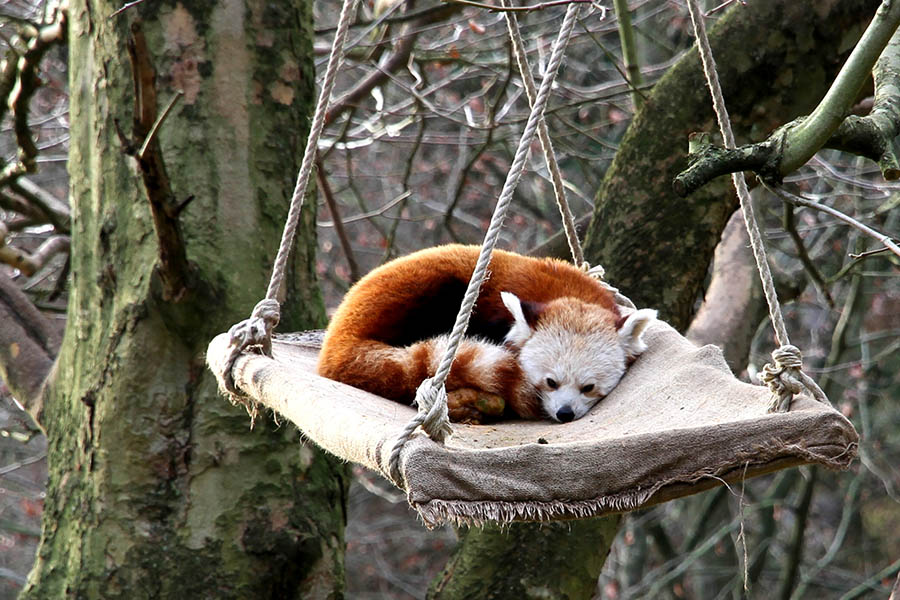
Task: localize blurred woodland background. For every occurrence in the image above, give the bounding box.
[1,0,898,598]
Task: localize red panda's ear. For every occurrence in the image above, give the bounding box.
[501,292,542,347]
[519,299,545,327]
[617,309,658,359]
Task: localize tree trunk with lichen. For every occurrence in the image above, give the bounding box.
[431,1,880,598]
[20,1,348,598]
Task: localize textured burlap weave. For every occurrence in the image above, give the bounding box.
[207,320,858,528]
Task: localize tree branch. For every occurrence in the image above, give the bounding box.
[10,178,71,233]
[324,5,460,124]
[825,26,900,178]
[0,269,60,424]
[0,221,70,277]
[316,159,360,283]
[767,184,900,259]
[121,21,193,302]
[441,0,597,13]
[674,0,900,195]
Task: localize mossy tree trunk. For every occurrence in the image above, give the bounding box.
[431,1,880,598]
[20,1,348,598]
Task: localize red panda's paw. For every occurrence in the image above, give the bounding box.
[447,388,505,423]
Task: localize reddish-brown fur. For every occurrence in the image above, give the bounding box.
[317,245,621,421]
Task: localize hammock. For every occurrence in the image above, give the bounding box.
[206,0,859,528]
[207,325,856,528]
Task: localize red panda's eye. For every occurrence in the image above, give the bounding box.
[546,378,558,389]
[581,384,594,394]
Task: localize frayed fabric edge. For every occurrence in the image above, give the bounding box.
[410,441,858,529]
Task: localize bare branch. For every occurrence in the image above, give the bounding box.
[0,269,60,423]
[0,222,70,276]
[781,203,835,308]
[767,184,900,260]
[674,1,900,193]
[121,21,193,302]
[110,0,151,18]
[316,159,361,283]
[325,4,460,124]
[442,0,597,13]
[5,5,68,176]
[10,178,71,232]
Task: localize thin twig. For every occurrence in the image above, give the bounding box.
[138,91,184,160]
[704,0,746,17]
[110,0,151,18]
[0,452,46,476]
[443,0,596,12]
[767,184,900,260]
[838,557,900,600]
[318,191,411,227]
[849,246,893,259]
[316,159,360,283]
[782,203,835,307]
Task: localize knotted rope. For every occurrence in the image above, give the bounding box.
[218,0,360,408]
[684,0,830,412]
[387,4,582,487]
[502,1,635,310]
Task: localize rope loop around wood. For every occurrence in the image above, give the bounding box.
[761,345,832,413]
[222,299,280,393]
[388,377,453,487]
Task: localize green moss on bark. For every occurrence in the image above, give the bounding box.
[429,518,620,600]
[21,1,346,598]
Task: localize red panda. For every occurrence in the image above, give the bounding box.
[317,245,657,423]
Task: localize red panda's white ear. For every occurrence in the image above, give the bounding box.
[618,309,657,359]
[501,291,533,347]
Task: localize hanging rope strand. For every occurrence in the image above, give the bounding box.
[502,1,635,309]
[266,0,361,302]
[684,0,829,412]
[431,4,580,390]
[502,0,584,268]
[388,4,582,486]
[218,0,360,403]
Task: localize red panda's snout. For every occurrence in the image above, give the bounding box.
[500,292,657,422]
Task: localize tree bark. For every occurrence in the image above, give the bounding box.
[20,2,347,598]
[428,518,620,600]
[434,1,881,598]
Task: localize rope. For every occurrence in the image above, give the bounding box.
[684,0,829,412]
[216,0,360,401]
[387,4,582,487]
[502,0,583,267]
[503,2,636,310]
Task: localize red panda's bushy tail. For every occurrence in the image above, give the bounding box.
[317,334,539,419]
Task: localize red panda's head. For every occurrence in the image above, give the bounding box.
[500,292,656,423]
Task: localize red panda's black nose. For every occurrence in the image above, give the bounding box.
[556,406,575,423]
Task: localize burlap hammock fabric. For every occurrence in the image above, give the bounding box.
[206,318,858,528]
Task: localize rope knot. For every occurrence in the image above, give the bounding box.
[216,299,282,425]
[580,262,636,310]
[413,377,453,443]
[387,378,453,488]
[760,345,831,413]
[581,261,605,279]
